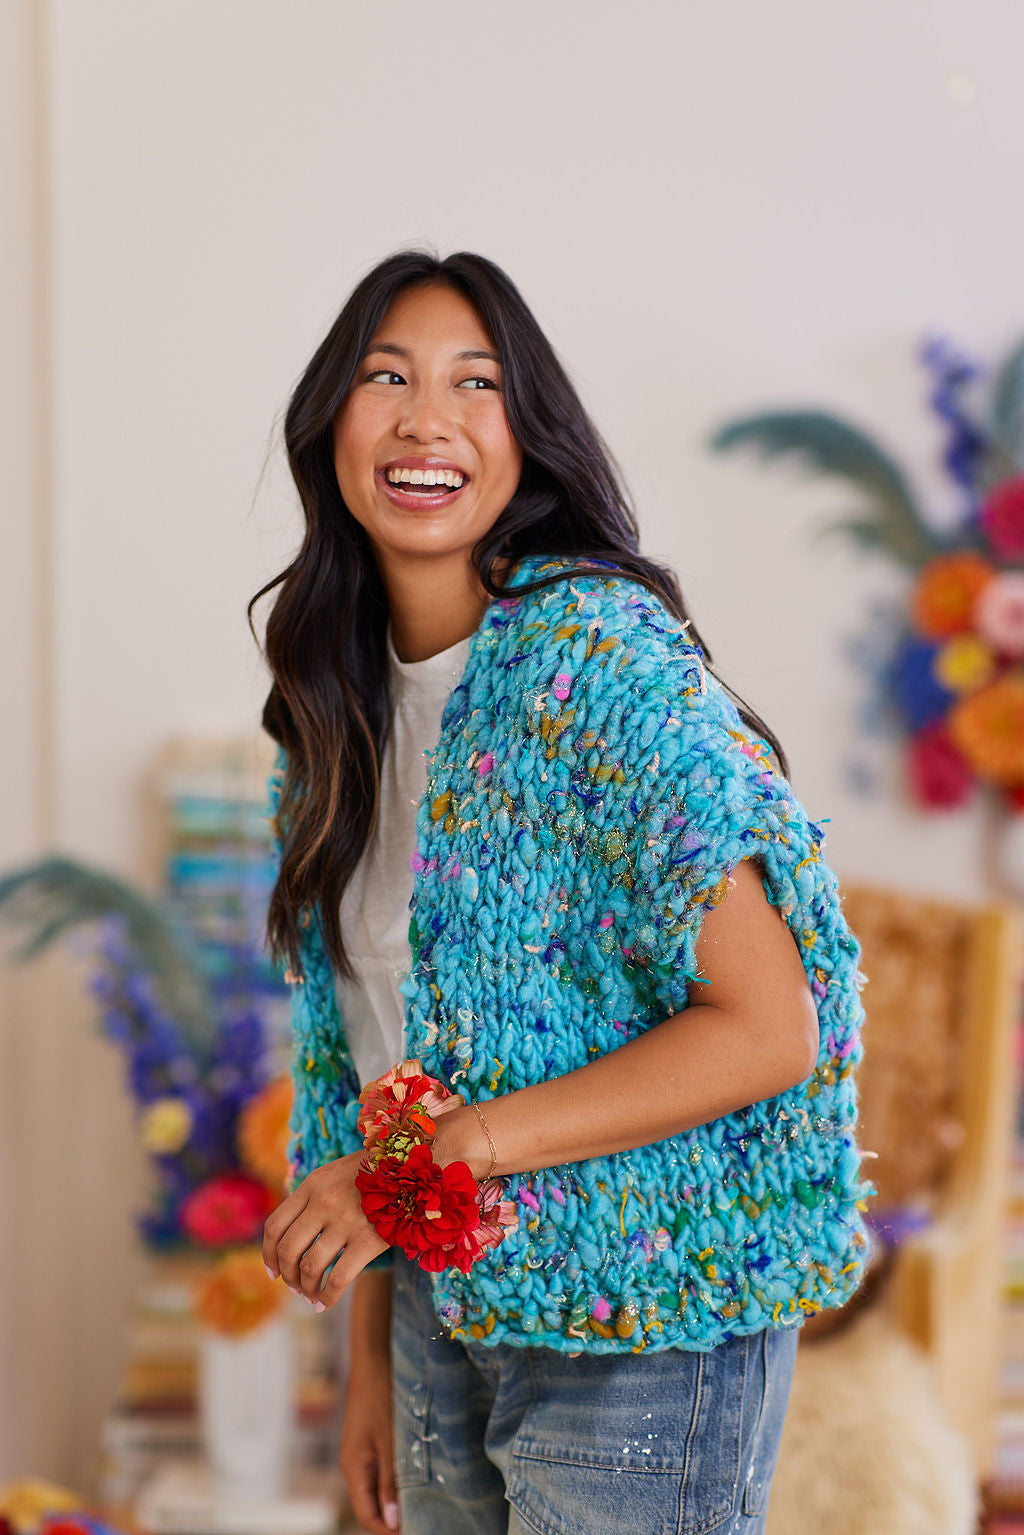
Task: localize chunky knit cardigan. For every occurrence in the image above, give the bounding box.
[269,554,872,1354]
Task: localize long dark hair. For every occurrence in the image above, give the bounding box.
[250,250,786,978]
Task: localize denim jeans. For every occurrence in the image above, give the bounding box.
[390,1255,799,1535]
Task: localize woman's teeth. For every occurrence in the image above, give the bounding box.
[385,467,464,489]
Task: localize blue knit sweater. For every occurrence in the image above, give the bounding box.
[269,554,872,1353]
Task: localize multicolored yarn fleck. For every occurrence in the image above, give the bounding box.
[269,555,873,1353]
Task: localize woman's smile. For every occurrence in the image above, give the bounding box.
[378,454,468,510]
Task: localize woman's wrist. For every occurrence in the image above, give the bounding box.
[431,1101,494,1181]
[349,1269,393,1365]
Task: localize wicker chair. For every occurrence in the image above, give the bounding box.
[833,884,1020,1477]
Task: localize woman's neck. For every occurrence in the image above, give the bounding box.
[381,553,509,662]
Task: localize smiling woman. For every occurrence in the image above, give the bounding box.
[248,250,735,983]
[331,283,523,661]
[249,251,870,1535]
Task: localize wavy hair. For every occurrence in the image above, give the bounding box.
[250,250,786,978]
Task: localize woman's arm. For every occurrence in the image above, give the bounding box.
[433,856,819,1177]
[339,1270,400,1534]
[264,857,818,1305]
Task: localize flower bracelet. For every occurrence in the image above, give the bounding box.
[354,1060,518,1274]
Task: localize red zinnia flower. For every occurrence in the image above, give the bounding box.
[981,475,1024,563]
[181,1173,275,1248]
[356,1143,483,1273]
[906,723,974,809]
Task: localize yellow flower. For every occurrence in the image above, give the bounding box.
[195,1248,286,1336]
[139,1095,193,1154]
[237,1076,293,1192]
[933,633,996,694]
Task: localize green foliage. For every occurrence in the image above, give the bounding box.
[0,855,215,1052]
[710,410,942,569]
[989,341,1024,472]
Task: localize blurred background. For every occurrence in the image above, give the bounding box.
[2,2,1022,1530]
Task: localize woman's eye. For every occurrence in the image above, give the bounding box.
[365,369,405,385]
[457,376,499,390]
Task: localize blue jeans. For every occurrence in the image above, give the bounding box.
[390,1255,799,1535]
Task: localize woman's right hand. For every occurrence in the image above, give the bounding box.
[340,1269,400,1533]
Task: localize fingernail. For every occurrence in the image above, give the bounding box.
[265,1265,276,1280]
[287,1285,301,1297]
[383,1501,399,1530]
[314,1300,326,1313]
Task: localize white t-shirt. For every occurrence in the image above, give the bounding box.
[336,625,471,1088]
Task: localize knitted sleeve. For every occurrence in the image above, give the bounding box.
[618,640,859,1030]
[265,746,365,1190]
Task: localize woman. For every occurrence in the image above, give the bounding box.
[257,251,871,1535]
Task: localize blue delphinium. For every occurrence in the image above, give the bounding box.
[888,633,954,731]
[87,916,275,1249]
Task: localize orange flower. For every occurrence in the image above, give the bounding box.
[949,674,1024,784]
[237,1077,292,1192]
[194,1248,286,1336]
[911,552,995,639]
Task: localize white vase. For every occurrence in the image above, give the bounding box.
[198,1314,295,1503]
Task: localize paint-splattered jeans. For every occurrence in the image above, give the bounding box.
[390,1253,799,1535]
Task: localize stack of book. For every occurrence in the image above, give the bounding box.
[158,735,291,1055]
[98,736,345,1519]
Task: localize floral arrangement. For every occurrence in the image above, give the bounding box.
[355,1061,517,1273]
[712,336,1024,810]
[0,858,292,1332]
[88,913,288,1251]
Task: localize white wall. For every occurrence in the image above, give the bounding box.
[5,0,1023,1486]
[47,0,1024,893]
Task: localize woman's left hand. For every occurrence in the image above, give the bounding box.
[262,1151,389,1310]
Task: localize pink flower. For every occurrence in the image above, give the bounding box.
[981,476,1024,562]
[906,723,974,809]
[975,572,1024,656]
[181,1174,275,1248]
[475,1177,519,1252]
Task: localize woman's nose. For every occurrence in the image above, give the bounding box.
[398,382,454,443]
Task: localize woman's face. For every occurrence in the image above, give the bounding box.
[333,282,523,581]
